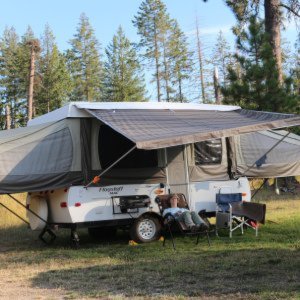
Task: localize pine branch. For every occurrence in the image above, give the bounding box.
[279,3,300,18]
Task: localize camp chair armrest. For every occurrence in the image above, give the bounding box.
[163,213,175,224]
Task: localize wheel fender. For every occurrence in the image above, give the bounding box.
[140,212,162,223]
[26,195,48,231]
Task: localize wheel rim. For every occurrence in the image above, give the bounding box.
[137,219,156,240]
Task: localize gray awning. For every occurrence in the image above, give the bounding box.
[86,108,300,150]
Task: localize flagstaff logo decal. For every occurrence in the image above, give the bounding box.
[99,186,124,195]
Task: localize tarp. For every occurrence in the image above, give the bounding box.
[85,109,300,149]
[234,130,300,177]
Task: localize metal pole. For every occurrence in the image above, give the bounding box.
[0,203,30,225]
[241,131,290,177]
[85,145,137,188]
[7,194,48,224]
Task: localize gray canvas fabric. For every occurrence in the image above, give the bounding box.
[0,119,83,194]
[85,109,300,149]
[89,168,166,185]
[189,138,229,181]
[0,106,299,194]
[234,130,300,177]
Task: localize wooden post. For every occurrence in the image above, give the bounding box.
[214,67,221,104]
[27,39,40,121]
[5,105,11,129]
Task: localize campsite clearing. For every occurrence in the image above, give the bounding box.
[0,194,299,300]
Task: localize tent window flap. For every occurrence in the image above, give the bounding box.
[98,125,158,169]
[195,139,222,165]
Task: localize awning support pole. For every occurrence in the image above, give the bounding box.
[251,178,269,202]
[7,193,48,224]
[241,131,291,177]
[0,202,30,225]
[85,145,137,188]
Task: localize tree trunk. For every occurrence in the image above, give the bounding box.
[27,40,40,121]
[5,105,11,129]
[196,17,206,103]
[162,39,170,102]
[264,0,283,84]
[28,46,35,121]
[154,20,161,102]
[178,76,183,103]
[214,67,221,104]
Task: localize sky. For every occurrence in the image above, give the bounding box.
[0,0,297,51]
[0,0,298,99]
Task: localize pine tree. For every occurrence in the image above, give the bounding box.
[35,25,72,115]
[168,20,193,102]
[0,27,20,129]
[103,26,147,102]
[66,13,102,101]
[211,31,232,87]
[133,0,172,101]
[291,34,300,98]
[18,26,39,121]
[225,0,299,85]
[0,27,29,128]
[222,16,298,113]
[195,16,207,103]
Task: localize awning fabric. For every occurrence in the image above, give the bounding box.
[234,130,300,177]
[86,109,300,150]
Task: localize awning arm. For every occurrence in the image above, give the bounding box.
[240,131,291,177]
[85,145,137,188]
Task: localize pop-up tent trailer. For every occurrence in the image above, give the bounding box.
[0,102,299,243]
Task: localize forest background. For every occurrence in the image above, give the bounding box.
[0,0,299,129]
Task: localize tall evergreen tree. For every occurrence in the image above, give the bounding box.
[66,13,102,101]
[211,31,232,87]
[133,0,172,101]
[0,27,21,129]
[35,25,72,115]
[0,27,33,128]
[225,0,299,85]
[103,26,147,102]
[291,34,300,97]
[18,26,39,121]
[168,20,193,102]
[222,16,298,113]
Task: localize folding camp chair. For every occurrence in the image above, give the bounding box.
[155,194,210,250]
[216,193,266,238]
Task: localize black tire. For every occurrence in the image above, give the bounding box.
[88,226,117,240]
[130,215,161,243]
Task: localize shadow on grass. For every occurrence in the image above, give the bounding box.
[1,214,300,298]
[30,246,300,299]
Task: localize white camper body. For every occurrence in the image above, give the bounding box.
[27,178,250,242]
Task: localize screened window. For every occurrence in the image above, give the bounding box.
[194,139,222,165]
[98,125,158,169]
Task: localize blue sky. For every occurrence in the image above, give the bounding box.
[0,0,298,51]
[0,0,298,99]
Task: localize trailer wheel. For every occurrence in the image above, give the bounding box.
[27,195,48,231]
[130,215,161,243]
[88,226,117,240]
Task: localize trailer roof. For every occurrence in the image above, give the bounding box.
[28,102,240,126]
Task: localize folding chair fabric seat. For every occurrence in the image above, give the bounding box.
[155,194,210,249]
[216,193,266,238]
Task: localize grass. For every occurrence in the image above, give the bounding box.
[0,192,299,299]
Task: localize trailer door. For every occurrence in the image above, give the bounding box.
[166,146,189,201]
